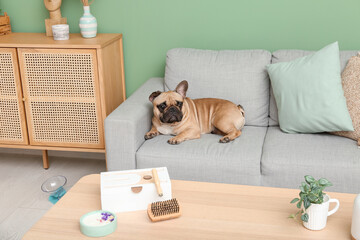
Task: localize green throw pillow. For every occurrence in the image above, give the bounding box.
[267,42,354,133]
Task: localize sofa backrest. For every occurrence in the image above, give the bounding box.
[164,48,272,127]
[269,50,359,126]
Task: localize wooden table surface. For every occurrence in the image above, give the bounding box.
[23,174,356,240]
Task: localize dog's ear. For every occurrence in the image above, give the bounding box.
[238,104,245,117]
[149,91,162,102]
[175,80,188,98]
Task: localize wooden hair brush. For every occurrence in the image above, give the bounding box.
[147,198,181,222]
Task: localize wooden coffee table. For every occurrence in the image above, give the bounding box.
[24,174,355,239]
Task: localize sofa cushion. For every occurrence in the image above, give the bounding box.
[261,127,360,193]
[267,42,353,133]
[136,126,267,185]
[165,48,272,127]
[269,50,359,126]
[332,54,360,143]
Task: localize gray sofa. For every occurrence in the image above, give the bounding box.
[105,48,360,194]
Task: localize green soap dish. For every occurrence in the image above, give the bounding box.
[80,210,117,237]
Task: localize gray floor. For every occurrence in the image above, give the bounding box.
[0,152,106,240]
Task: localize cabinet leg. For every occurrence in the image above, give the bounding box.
[42,150,49,169]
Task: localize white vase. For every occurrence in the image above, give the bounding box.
[303,195,340,231]
[351,194,360,239]
[79,6,97,38]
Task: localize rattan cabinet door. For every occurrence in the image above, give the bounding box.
[0,48,28,145]
[18,48,104,149]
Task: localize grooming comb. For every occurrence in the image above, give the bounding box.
[147,198,181,222]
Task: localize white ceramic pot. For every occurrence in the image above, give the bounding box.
[52,24,69,40]
[351,194,360,239]
[303,194,340,231]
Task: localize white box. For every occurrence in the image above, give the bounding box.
[100,167,172,213]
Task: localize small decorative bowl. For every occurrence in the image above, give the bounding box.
[80,210,117,237]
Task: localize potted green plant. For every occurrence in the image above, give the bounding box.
[290,175,340,230]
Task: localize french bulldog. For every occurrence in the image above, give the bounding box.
[145,80,245,144]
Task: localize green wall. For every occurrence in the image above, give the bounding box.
[1,0,359,96]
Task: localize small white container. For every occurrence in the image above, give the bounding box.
[52,24,69,40]
[303,194,340,231]
[351,194,360,239]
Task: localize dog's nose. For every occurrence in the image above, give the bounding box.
[169,106,176,112]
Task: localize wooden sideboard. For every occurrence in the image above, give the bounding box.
[0,33,125,168]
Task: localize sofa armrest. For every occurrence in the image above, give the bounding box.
[104,78,164,171]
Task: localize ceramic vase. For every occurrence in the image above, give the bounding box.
[79,6,97,38]
[351,194,360,239]
[303,195,340,231]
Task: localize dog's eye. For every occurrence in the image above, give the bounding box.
[176,101,183,108]
[157,102,167,111]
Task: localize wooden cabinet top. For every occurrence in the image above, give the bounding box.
[0,33,122,49]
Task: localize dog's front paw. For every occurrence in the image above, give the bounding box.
[219,136,231,143]
[167,137,182,145]
[144,131,159,140]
